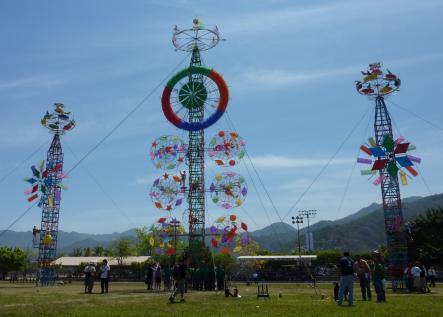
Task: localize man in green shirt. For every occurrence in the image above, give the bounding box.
[373,251,386,302]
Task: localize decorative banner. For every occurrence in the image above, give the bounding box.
[210,172,248,209]
[208,131,246,167]
[149,173,184,211]
[150,135,186,170]
[209,214,249,255]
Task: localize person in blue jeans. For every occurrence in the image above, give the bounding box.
[337,251,355,306]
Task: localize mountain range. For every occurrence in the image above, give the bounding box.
[1,193,442,254]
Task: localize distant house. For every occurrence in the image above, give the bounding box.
[52,256,151,268]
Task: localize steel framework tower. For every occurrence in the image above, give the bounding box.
[373,96,408,275]
[27,103,75,285]
[187,47,206,244]
[356,63,420,278]
[160,19,226,248]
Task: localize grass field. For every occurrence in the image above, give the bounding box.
[0,281,442,317]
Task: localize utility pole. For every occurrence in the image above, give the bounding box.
[298,209,317,254]
[291,216,303,258]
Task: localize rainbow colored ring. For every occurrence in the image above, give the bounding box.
[161,66,229,131]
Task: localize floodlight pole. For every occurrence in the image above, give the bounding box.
[298,209,317,254]
[291,216,303,258]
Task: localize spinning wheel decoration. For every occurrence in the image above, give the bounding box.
[150,135,186,170]
[24,160,66,207]
[151,217,185,255]
[149,173,184,211]
[355,63,401,97]
[209,214,249,255]
[208,131,246,167]
[172,18,221,52]
[161,66,229,131]
[210,172,247,209]
[358,135,421,185]
[41,103,76,134]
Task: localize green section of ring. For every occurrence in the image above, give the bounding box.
[166,66,212,89]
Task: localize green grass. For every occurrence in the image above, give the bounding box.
[0,281,442,317]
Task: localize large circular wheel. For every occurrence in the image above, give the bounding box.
[161,66,229,131]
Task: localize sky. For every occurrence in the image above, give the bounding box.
[1,0,443,235]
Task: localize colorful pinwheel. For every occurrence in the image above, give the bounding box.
[209,214,249,255]
[150,135,186,170]
[358,135,421,186]
[208,131,246,167]
[151,217,185,255]
[149,173,184,211]
[24,160,66,207]
[210,172,247,209]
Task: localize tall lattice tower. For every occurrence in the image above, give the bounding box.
[160,19,228,248]
[356,63,421,279]
[26,103,75,285]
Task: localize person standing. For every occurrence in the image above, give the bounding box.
[216,266,225,291]
[372,251,386,302]
[154,266,162,290]
[336,251,355,306]
[428,266,436,288]
[354,256,372,301]
[100,259,111,294]
[169,261,187,303]
[411,262,422,292]
[164,266,172,291]
[145,265,154,290]
[84,262,96,294]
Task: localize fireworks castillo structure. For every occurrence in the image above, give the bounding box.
[356,63,421,278]
[148,19,249,259]
[25,103,75,286]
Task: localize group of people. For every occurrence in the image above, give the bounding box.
[404,262,437,292]
[145,263,226,294]
[145,264,171,291]
[83,259,111,294]
[336,251,386,306]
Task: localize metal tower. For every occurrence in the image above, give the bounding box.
[356,63,415,278]
[187,46,206,245]
[374,96,407,275]
[31,103,75,285]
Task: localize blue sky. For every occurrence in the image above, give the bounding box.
[1,0,443,234]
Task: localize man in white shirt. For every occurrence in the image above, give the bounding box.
[410,262,422,292]
[100,259,111,294]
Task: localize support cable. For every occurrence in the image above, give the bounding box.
[0,140,48,186]
[387,99,443,133]
[334,108,373,220]
[282,106,372,221]
[223,113,286,250]
[0,53,190,233]
[0,202,37,239]
[64,142,137,228]
[65,53,190,176]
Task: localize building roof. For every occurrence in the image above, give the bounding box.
[52,256,151,266]
[237,255,317,262]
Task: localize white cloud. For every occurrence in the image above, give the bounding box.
[250,154,352,168]
[221,0,443,36]
[236,54,443,89]
[0,76,64,91]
